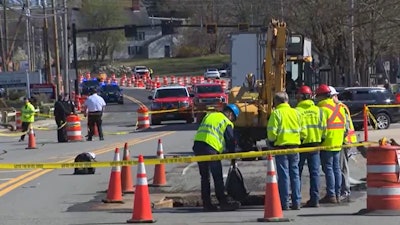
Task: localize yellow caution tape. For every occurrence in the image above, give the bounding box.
[0,142,375,170]
[0,131,28,137]
[366,108,378,130]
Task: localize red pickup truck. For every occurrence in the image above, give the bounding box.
[192,83,228,123]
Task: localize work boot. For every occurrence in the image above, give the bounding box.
[86,137,92,141]
[303,200,319,208]
[203,204,218,212]
[220,201,240,211]
[337,194,351,203]
[319,196,338,204]
[99,137,104,141]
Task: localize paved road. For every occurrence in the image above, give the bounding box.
[0,88,398,225]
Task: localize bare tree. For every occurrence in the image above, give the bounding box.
[80,0,127,62]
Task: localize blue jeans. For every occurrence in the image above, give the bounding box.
[192,141,227,206]
[299,151,320,203]
[320,151,341,197]
[275,153,301,208]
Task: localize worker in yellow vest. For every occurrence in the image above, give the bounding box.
[19,97,36,142]
[296,85,325,208]
[315,84,346,204]
[267,91,304,210]
[193,104,241,212]
[329,86,357,202]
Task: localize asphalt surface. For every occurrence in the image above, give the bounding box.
[0,87,398,225]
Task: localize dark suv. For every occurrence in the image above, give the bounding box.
[338,87,400,130]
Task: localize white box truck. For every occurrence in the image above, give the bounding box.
[230,32,266,87]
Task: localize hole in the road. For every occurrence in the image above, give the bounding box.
[164,194,265,207]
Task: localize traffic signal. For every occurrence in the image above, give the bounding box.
[206,24,217,34]
[238,23,249,32]
[124,25,137,38]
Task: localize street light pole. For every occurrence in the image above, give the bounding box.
[52,0,61,96]
[25,0,31,71]
[63,0,69,94]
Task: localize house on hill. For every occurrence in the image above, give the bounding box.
[70,0,184,60]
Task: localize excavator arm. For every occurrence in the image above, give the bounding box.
[262,20,288,116]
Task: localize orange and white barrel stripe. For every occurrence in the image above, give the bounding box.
[66,115,83,141]
[137,106,150,129]
[367,145,400,211]
[15,111,22,130]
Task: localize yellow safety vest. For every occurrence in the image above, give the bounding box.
[194,112,234,153]
[296,99,325,145]
[318,98,346,151]
[21,102,36,123]
[267,103,302,146]
[339,102,357,144]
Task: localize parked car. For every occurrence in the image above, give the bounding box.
[218,63,231,77]
[204,68,220,79]
[338,87,400,130]
[132,66,149,77]
[148,86,195,125]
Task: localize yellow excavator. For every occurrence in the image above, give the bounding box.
[228,19,312,151]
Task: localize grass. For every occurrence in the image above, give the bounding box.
[113,54,230,76]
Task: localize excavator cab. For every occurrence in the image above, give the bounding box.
[228,20,312,152]
[287,34,312,62]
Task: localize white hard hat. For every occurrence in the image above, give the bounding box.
[87,152,96,159]
[328,86,339,96]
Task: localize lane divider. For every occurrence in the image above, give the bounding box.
[0,141,374,170]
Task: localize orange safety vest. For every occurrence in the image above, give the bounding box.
[339,102,357,143]
[323,104,345,130]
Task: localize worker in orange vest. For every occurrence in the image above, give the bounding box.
[329,86,357,202]
[315,84,346,204]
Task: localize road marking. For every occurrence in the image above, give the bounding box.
[182,162,197,175]
[0,170,32,173]
[0,131,175,197]
[0,178,12,181]
[124,95,146,107]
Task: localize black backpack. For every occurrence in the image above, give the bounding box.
[73,152,96,175]
[225,159,250,201]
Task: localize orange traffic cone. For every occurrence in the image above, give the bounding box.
[127,155,156,223]
[121,143,135,194]
[102,148,124,203]
[25,126,37,149]
[150,139,167,187]
[257,155,290,222]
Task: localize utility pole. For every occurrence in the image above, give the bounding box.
[0,5,5,72]
[31,26,35,71]
[52,0,61,96]
[3,0,7,71]
[63,0,69,94]
[42,0,51,83]
[25,0,31,71]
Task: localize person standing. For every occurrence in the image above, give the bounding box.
[62,93,76,115]
[19,97,36,142]
[329,86,357,202]
[267,91,304,210]
[193,104,241,212]
[296,86,325,207]
[54,95,68,142]
[315,84,346,204]
[84,88,106,141]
